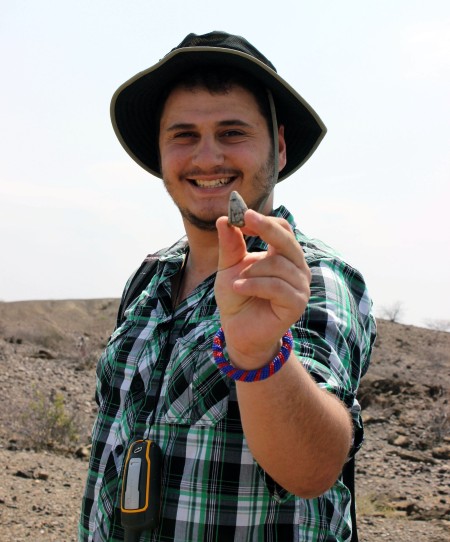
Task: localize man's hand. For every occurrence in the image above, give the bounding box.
[215,209,311,370]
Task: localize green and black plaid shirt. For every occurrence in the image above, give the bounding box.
[79,206,376,542]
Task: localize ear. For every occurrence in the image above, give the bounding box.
[277,125,287,172]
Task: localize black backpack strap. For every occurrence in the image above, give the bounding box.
[116,239,187,328]
[342,417,363,542]
[342,455,358,542]
[116,254,160,328]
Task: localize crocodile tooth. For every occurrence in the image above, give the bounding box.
[228,191,248,227]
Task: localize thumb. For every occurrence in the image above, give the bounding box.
[216,216,247,272]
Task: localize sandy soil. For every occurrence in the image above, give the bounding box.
[0,299,448,541]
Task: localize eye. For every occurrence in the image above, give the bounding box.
[171,131,199,144]
[174,131,197,139]
[221,130,246,139]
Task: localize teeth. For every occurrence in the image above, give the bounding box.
[193,178,232,188]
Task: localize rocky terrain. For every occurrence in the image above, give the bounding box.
[0,299,448,541]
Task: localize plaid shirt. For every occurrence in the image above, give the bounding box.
[79,206,376,542]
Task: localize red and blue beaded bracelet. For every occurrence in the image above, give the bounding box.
[212,327,293,382]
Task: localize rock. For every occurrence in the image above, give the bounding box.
[405,503,421,516]
[406,503,450,521]
[387,449,437,464]
[388,435,411,448]
[31,349,55,359]
[392,500,415,512]
[14,469,34,479]
[432,445,450,460]
[362,414,387,425]
[75,445,91,458]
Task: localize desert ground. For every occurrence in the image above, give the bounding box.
[0,299,448,541]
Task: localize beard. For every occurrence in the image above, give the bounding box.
[163,149,277,232]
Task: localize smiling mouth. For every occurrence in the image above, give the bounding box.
[189,177,235,188]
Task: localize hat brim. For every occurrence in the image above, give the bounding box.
[111,47,326,182]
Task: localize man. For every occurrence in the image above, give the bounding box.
[80,31,376,541]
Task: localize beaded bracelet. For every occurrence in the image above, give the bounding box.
[212,327,293,382]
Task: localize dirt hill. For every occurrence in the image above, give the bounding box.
[0,299,448,541]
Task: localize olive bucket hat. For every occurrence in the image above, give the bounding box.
[111,31,326,182]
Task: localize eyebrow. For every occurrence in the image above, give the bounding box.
[165,119,252,132]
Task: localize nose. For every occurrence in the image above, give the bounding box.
[192,135,224,170]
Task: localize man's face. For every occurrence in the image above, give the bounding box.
[158,84,286,231]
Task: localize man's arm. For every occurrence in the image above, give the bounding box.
[235,352,352,498]
[215,210,352,498]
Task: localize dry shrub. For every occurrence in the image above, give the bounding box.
[357,493,397,517]
[19,388,79,451]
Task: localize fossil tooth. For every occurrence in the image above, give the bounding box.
[228,191,248,227]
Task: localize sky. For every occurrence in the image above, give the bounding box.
[1,0,449,329]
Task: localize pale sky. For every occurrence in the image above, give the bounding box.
[1,0,449,328]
